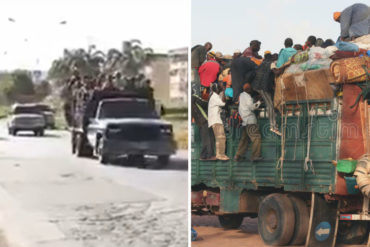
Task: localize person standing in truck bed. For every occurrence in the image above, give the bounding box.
[192,92,215,160]
[334,3,370,41]
[191,42,213,95]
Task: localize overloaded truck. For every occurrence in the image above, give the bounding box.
[71,89,177,167]
[191,65,370,245]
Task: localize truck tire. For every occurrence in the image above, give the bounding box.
[157,155,169,168]
[39,129,45,136]
[97,139,109,165]
[287,195,309,245]
[337,221,369,244]
[71,132,76,154]
[76,134,93,157]
[258,193,295,246]
[218,214,244,229]
[99,153,109,165]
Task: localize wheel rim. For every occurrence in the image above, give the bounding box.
[266,209,278,233]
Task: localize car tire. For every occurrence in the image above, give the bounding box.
[218,214,244,229]
[287,195,309,245]
[34,130,39,136]
[258,193,295,246]
[39,130,45,136]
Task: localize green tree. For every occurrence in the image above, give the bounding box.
[12,70,34,95]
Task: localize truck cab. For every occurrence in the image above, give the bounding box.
[71,89,177,168]
[86,97,176,165]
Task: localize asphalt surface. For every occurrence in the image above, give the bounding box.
[0,123,188,247]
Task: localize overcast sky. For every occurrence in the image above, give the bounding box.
[0,0,189,71]
[192,0,366,55]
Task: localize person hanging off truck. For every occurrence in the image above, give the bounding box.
[208,83,229,161]
[234,83,263,162]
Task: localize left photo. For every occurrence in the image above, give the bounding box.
[0,0,189,246]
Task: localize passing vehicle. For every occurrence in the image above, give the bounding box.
[71,90,177,166]
[7,104,46,136]
[35,103,55,129]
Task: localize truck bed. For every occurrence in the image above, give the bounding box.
[191,99,338,194]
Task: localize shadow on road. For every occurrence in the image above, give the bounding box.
[13,133,62,138]
[105,157,188,171]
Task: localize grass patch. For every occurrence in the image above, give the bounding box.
[0,105,11,119]
[163,114,188,150]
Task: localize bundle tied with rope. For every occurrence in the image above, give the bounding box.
[354,155,370,198]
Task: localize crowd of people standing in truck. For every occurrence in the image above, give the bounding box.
[61,71,154,128]
[191,3,370,162]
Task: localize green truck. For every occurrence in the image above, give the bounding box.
[191,85,370,246]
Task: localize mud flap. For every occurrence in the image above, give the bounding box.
[305,193,339,247]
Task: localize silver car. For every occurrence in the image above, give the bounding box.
[7,104,46,136]
[35,104,55,129]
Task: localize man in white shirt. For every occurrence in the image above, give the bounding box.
[208,83,229,161]
[235,83,262,161]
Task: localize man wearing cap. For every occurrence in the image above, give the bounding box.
[191,42,213,94]
[242,40,262,59]
[276,38,297,68]
[235,83,262,162]
[334,3,370,41]
[198,52,221,89]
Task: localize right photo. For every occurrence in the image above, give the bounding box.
[191,1,370,247]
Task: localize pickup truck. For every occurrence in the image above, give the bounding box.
[71,90,177,167]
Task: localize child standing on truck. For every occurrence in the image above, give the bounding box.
[208,83,229,161]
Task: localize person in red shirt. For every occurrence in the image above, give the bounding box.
[199,52,221,89]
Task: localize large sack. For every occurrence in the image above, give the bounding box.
[330,56,370,83]
[274,69,334,109]
[352,34,370,50]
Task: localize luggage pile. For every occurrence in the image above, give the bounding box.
[275,34,370,109]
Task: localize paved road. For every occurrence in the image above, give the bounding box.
[0,125,188,247]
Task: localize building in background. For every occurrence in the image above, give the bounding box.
[168,47,187,107]
[144,53,170,106]
[144,47,188,108]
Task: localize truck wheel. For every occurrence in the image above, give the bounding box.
[39,129,45,136]
[99,153,109,165]
[157,155,169,166]
[97,139,109,165]
[71,132,76,154]
[76,134,93,157]
[337,221,368,244]
[258,193,295,246]
[287,195,309,245]
[218,214,244,229]
[34,130,39,136]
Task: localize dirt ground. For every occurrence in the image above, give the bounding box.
[191,215,368,247]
